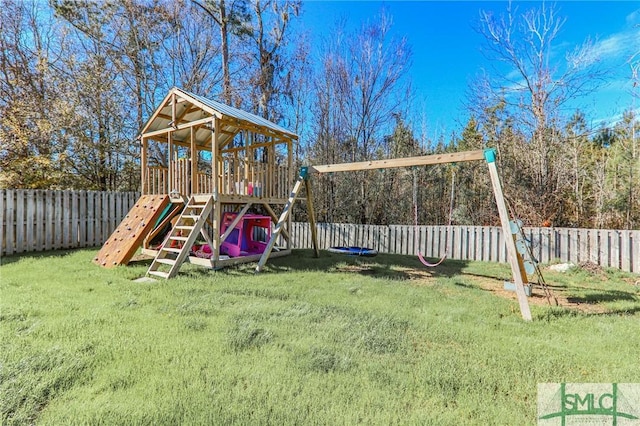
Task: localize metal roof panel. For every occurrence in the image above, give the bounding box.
[174,88,298,139]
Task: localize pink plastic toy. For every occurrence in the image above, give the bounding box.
[220,212,271,257]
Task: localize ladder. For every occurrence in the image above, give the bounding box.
[147,194,214,279]
[510,219,557,306]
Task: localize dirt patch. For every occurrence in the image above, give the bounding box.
[465,274,616,314]
[398,267,612,314]
[335,263,436,281]
[578,261,604,274]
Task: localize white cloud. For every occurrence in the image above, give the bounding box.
[593,106,640,127]
[625,9,640,26]
[589,29,639,63]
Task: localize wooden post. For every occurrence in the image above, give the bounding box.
[171,92,177,126]
[190,126,197,195]
[287,140,293,247]
[211,118,220,262]
[304,177,319,257]
[168,132,174,194]
[170,92,177,194]
[484,149,532,321]
[141,137,148,195]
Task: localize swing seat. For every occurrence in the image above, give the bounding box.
[418,251,447,267]
[414,170,456,268]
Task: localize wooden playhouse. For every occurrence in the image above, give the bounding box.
[94,87,298,278]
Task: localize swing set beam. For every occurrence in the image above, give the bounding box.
[257,148,533,321]
[309,150,485,174]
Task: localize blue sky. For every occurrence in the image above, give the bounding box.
[300,1,640,139]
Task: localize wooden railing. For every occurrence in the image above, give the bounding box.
[219,158,290,199]
[145,160,211,195]
[145,158,291,198]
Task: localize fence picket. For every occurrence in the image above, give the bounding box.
[71,191,78,249]
[62,191,71,248]
[632,231,640,273]
[45,191,53,251]
[15,190,24,253]
[6,190,14,255]
[0,190,4,255]
[35,191,44,251]
[610,230,620,269]
[598,230,608,267]
[78,191,87,248]
[568,229,578,264]
[26,191,35,252]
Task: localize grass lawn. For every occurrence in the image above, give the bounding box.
[1,248,639,425]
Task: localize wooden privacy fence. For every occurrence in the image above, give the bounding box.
[1,190,138,256]
[2,189,639,273]
[290,222,640,273]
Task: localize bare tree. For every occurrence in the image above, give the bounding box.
[52,0,174,130]
[243,0,301,121]
[308,12,412,223]
[163,1,223,95]
[473,1,609,224]
[191,0,251,105]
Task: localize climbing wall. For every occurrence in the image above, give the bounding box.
[94,195,170,267]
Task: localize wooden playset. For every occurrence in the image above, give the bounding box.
[95,87,297,277]
[95,88,534,320]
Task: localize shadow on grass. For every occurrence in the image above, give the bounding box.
[567,290,638,304]
[0,249,83,267]
[254,249,471,281]
[538,304,640,321]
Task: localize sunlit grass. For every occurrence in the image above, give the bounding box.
[1,249,638,424]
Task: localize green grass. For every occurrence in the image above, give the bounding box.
[1,249,638,425]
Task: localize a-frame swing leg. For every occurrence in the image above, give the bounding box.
[256,168,309,272]
[305,178,319,258]
[485,149,533,321]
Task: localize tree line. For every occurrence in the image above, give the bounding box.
[1,1,638,229]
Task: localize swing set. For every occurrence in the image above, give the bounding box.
[256,148,534,321]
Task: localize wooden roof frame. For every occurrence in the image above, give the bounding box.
[140,87,298,150]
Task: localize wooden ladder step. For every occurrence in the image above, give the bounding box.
[181,215,201,220]
[192,194,213,203]
[154,258,176,265]
[161,247,182,254]
[169,236,190,241]
[176,225,195,230]
[148,270,170,279]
